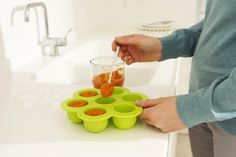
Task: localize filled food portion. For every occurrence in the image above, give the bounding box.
[85,108,106,116]
[79,91,98,97]
[68,100,88,107]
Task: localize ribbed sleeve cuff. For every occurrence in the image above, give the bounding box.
[159,34,179,61]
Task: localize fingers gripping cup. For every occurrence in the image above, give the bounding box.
[90,56,125,89]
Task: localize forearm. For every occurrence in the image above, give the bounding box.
[160,20,204,61]
[176,67,236,128]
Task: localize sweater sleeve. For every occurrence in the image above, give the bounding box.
[159,20,204,61]
[176,67,236,128]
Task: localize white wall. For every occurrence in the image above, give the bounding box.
[0,25,10,76]
[0,0,197,70]
[0,0,76,69]
[73,0,197,32]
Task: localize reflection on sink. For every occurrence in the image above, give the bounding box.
[35,40,160,86]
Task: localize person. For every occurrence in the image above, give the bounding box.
[112,1,236,157]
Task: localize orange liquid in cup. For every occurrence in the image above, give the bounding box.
[92,68,125,89]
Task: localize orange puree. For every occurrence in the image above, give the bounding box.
[92,73,109,89]
[100,82,114,97]
[80,91,98,97]
[85,109,106,116]
[92,68,124,89]
[68,101,88,107]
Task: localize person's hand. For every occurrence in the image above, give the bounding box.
[136,96,186,133]
[112,34,162,65]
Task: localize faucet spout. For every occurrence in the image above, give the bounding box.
[22,2,70,56]
[24,2,49,38]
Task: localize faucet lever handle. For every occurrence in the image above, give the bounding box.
[64,28,73,39]
[55,28,73,47]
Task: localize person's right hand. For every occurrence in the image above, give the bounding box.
[112,34,163,65]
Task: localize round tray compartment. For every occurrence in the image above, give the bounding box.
[73,88,100,99]
[61,98,90,123]
[77,105,112,133]
[121,92,148,103]
[111,103,142,130]
[112,86,129,95]
[94,96,117,106]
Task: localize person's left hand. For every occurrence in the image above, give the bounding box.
[136,96,186,133]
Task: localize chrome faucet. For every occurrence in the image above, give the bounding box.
[24,2,70,56]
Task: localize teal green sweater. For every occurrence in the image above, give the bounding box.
[160,0,236,135]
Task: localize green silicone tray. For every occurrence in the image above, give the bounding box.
[61,86,148,133]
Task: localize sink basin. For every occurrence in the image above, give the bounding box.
[35,40,160,86]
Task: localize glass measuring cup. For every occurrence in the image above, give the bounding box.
[90,56,125,89]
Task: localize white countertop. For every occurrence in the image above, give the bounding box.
[0,72,176,157]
